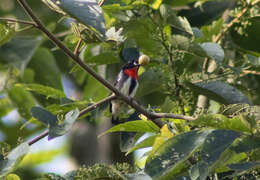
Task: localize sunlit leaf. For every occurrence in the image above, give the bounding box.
[28,48,63,90]
[8,86,37,119]
[0,143,30,178]
[185,81,252,105]
[145,130,212,179]
[99,120,160,137]
[16,83,66,99]
[191,114,252,134]
[0,23,15,47]
[42,0,106,36]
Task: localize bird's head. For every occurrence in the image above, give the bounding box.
[122,55,150,80]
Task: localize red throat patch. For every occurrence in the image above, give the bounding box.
[124,67,138,80]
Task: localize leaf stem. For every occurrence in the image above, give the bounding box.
[0,17,37,27]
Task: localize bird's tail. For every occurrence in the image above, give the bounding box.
[110,101,120,125]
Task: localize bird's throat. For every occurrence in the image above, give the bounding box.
[124,68,138,80]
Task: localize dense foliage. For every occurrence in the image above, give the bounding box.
[1,0,260,179]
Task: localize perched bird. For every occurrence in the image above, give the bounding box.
[110,54,150,124]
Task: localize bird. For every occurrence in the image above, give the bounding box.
[110,54,150,125]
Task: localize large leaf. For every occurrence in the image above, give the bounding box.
[171,35,207,58]
[190,130,240,180]
[185,81,252,105]
[0,36,42,72]
[42,0,106,36]
[230,136,260,154]
[200,42,224,62]
[8,86,37,119]
[31,106,58,126]
[160,4,193,35]
[28,48,63,90]
[100,120,160,137]
[145,130,212,179]
[16,83,66,99]
[0,143,30,178]
[191,114,252,134]
[125,18,162,55]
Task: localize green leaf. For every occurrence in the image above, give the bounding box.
[6,174,21,180]
[197,18,224,43]
[48,108,80,140]
[83,43,120,65]
[191,114,252,134]
[228,161,260,172]
[42,0,106,36]
[160,4,193,35]
[200,42,224,62]
[231,16,260,53]
[46,100,89,115]
[136,69,165,98]
[0,23,15,46]
[185,81,252,105]
[145,130,212,179]
[8,86,37,119]
[0,36,42,72]
[83,75,109,101]
[100,120,160,137]
[125,18,162,55]
[0,97,13,118]
[230,136,260,154]
[126,135,157,155]
[31,106,58,126]
[20,148,64,167]
[16,83,66,99]
[171,35,207,57]
[28,48,63,90]
[0,143,30,178]
[163,0,197,6]
[197,130,240,176]
[189,162,209,180]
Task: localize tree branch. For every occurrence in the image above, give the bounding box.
[17,0,196,145]
[74,38,83,57]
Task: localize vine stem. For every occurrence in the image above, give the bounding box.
[16,0,196,145]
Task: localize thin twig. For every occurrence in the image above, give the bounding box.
[79,94,116,116]
[98,0,105,7]
[0,17,37,27]
[74,38,83,57]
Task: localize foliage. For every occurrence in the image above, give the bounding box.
[1,0,260,179]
